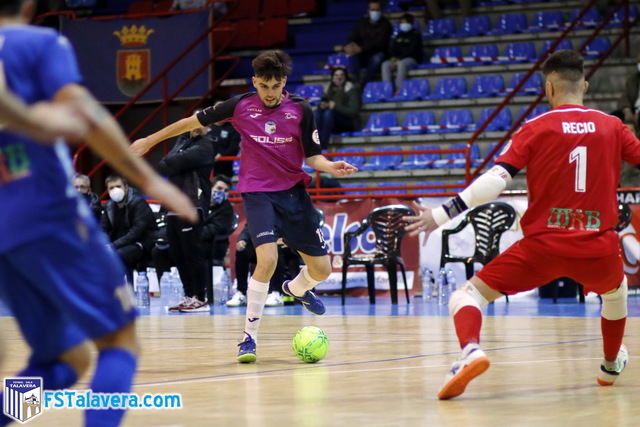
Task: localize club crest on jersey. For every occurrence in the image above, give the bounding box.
[312,129,320,145]
[265,121,277,135]
[113,25,154,97]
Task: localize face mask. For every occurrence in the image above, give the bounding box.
[109,187,126,203]
[399,23,412,32]
[369,10,381,22]
[211,190,227,205]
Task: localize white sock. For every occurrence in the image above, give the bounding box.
[244,277,269,341]
[287,267,321,297]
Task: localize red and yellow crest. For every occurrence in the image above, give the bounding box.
[113,25,154,97]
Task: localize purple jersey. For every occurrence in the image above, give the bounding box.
[197,91,321,192]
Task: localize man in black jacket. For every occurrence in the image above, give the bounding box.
[157,125,214,313]
[73,173,103,220]
[381,13,423,92]
[101,175,158,284]
[209,103,240,177]
[341,1,393,84]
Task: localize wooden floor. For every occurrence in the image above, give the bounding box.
[1,315,638,427]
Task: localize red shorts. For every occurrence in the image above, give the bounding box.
[477,238,624,296]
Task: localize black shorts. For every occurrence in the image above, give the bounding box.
[242,185,328,256]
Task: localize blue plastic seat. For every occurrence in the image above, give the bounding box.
[520,104,551,121]
[295,84,324,105]
[468,44,499,63]
[468,75,505,98]
[541,38,573,54]
[477,108,513,132]
[327,53,350,68]
[458,15,491,37]
[400,111,435,135]
[333,148,365,170]
[585,37,611,58]
[362,81,394,104]
[451,144,481,169]
[431,77,467,100]
[439,109,474,133]
[507,72,543,95]
[390,79,430,102]
[494,13,528,34]
[430,46,463,65]
[424,17,456,39]
[353,112,397,137]
[532,11,564,31]
[377,182,406,194]
[569,7,601,28]
[360,146,401,171]
[611,5,638,27]
[503,42,537,63]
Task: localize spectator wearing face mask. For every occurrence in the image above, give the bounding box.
[315,67,361,149]
[201,175,235,263]
[101,175,158,284]
[72,173,103,220]
[381,13,423,93]
[157,124,215,312]
[340,0,392,84]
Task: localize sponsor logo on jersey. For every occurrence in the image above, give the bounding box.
[284,112,298,120]
[265,121,277,134]
[250,113,262,119]
[546,207,601,231]
[250,135,293,144]
[248,107,263,113]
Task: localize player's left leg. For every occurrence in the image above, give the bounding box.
[282,252,331,315]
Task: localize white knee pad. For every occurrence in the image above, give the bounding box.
[449,282,490,316]
[601,276,628,321]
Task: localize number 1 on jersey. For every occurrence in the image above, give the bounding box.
[570,146,587,193]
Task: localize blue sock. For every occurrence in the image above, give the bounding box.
[0,361,78,426]
[85,348,137,427]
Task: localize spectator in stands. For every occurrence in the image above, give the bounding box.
[101,175,158,284]
[209,102,240,177]
[227,225,295,308]
[381,13,423,93]
[201,175,235,264]
[340,1,392,84]
[618,52,640,132]
[314,67,361,149]
[157,124,214,312]
[73,173,103,220]
[425,0,471,19]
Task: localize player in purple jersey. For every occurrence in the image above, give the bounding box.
[0,1,196,426]
[132,50,358,362]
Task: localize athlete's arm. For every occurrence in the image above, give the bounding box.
[306,154,359,177]
[404,163,518,236]
[0,91,86,142]
[131,97,239,156]
[55,84,197,223]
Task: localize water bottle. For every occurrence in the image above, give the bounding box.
[168,268,184,307]
[215,269,231,305]
[445,269,457,293]
[437,268,449,305]
[159,273,172,309]
[421,268,435,301]
[135,271,150,308]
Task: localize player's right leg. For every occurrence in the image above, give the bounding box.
[597,276,628,385]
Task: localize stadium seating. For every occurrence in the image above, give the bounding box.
[295,84,324,105]
[506,72,543,95]
[334,148,365,170]
[362,81,394,104]
[502,42,537,63]
[431,77,467,100]
[438,109,474,133]
[541,38,573,55]
[423,17,456,39]
[478,108,513,132]
[327,53,350,69]
[468,44,499,63]
[467,75,505,98]
[457,15,492,37]
[360,146,402,171]
[519,104,551,122]
[493,13,528,35]
[429,46,463,65]
[568,7,601,29]
[353,112,397,136]
[390,79,429,102]
[584,37,612,58]
[396,111,436,135]
[531,11,565,32]
[611,5,638,26]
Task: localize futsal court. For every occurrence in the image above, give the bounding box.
[2,294,638,427]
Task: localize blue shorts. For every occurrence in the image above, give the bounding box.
[242,185,328,257]
[0,219,137,364]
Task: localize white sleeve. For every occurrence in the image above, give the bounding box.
[432,165,512,226]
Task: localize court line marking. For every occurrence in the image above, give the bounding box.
[134,337,602,388]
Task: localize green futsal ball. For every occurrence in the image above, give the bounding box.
[292,326,329,363]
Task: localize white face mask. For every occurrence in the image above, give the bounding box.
[399,23,412,32]
[109,187,126,203]
[369,10,381,22]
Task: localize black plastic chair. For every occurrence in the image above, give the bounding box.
[440,202,516,301]
[341,205,414,305]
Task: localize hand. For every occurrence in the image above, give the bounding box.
[319,101,329,110]
[130,137,151,156]
[142,176,199,223]
[214,153,221,160]
[328,101,336,109]
[28,102,88,143]
[403,201,438,237]
[236,240,247,251]
[327,160,358,177]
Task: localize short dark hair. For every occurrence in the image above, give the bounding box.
[0,0,26,16]
[212,174,232,188]
[105,174,127,186]
[542,50,584,82]
[401,13,414,23]
[252,50,292,81]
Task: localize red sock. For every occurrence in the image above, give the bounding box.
[453,306,482,349]
[601,317,626,361]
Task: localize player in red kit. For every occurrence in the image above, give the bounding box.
[405,50,640,400]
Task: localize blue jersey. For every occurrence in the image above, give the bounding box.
[0,25,84,253]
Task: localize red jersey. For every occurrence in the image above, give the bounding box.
[497,104,640,258]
